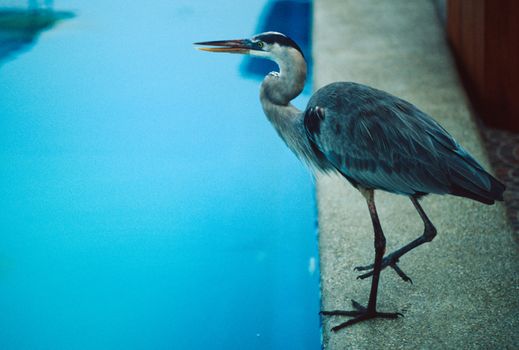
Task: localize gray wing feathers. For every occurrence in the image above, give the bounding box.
[304,82,500,200]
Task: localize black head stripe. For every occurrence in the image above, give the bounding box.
[254,32,304,57]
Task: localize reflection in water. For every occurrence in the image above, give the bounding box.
[241,0,312,83]
[0,7,73,64]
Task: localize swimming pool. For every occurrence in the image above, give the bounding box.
[0,1,321,349]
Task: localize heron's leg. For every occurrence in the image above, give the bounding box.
[355,196,437,283]
[321,190,402,331]
[365,190,385,312]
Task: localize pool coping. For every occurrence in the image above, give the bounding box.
[313,1,519,348]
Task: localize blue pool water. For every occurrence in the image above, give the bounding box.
[0,1,320,349]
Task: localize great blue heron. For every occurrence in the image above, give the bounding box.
[195,32,505,331]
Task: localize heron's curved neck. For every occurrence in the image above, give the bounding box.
[259,50,313,164]
[260,50,307,109]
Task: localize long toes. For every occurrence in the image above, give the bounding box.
[351,299,366,311]
[356,270,374,280]
[330,310,404,332]
[321,310,362,317]
[332,314,370,331]
[390,263,413,283]
[353,264,373,271]
[355,256,413,283]
[353,256,392,278]
[320,300,367,318]
[376,311,404,319]
[357,263,413,282]
[353,256,393,273]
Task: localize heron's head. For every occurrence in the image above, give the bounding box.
[194,31,304,64]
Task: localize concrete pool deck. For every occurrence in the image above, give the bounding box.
[313,1,519,348]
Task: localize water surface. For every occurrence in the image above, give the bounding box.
[0,1,320,349]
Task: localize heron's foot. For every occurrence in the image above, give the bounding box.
[321,300,403,332]
[354,254,413,283]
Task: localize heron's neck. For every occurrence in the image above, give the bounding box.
[259,50,307,139]
[259,52,315,163]
[260,52,307,108]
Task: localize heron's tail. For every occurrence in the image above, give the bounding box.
[447,148,505,205]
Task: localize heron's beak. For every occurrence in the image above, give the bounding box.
[194,39,252,54]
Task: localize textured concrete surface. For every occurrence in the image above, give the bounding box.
[313,1,519,349]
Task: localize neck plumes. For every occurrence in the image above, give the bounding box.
[259,49,322,167]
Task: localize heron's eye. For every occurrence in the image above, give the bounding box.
[257,41,264,49]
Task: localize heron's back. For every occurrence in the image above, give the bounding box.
[304,82,505,204]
